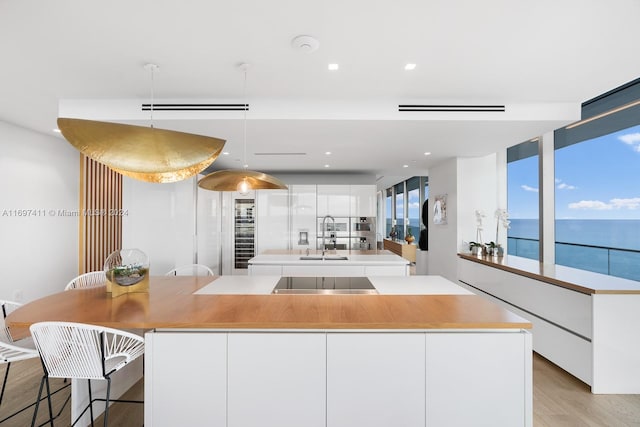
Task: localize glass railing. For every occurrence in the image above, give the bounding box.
[507,237,539,260]
[507,237,640,282]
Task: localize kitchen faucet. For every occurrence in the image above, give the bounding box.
[321,215,335,256]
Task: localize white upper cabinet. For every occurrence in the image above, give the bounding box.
[349,185,376,217]
[290,185,317,250]
[255,189,289,253]
[317,185,350,217]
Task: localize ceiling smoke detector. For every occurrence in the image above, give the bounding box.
[291,35,319,53]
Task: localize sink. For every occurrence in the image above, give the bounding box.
[323,256,349,260]
[298,256,349,261]
[299,256,324,260]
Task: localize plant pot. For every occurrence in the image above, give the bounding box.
[471,246,483,256]
[405,235,415,243]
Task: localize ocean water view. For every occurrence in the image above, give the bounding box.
[508,219,640,282]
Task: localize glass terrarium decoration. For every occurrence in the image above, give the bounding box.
[104,248,150,298]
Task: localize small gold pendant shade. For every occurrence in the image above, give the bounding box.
[57,117,226,183]
[197,169,288,191]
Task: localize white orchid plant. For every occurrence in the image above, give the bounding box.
[493,208,511,247]
[469,210,486,251]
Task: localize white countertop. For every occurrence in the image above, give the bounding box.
[194,275,471,295]
[194,276,281,295]
[369,276,472,295]
[248,253,409,266]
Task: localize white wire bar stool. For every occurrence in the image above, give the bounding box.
[165,264,214,276]
[0,301,70,424]
[64,271,107,291]
[29,321,144,427]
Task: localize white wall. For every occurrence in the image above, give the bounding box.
[122,177,197,275]
[197,188,222,275]
[0,121,79,302]
[427,158,459,282]
[457,154,500,249]
[427,154,502,282]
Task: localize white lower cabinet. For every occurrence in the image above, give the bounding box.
[425,332,531,427]
[326,333,426,427]
[227,333,326,427]
[146,330,531,426]
[145,332,227,427]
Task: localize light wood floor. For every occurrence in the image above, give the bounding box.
[1,353,638,426]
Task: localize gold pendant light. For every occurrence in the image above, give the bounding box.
[198,63,287,193]
[57,64,226,183]
[197,169,288,191]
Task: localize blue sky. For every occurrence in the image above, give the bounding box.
[508,124,640,220]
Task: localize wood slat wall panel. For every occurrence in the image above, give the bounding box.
[79,155,123,274]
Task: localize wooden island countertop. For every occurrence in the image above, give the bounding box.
[8,276,530,334]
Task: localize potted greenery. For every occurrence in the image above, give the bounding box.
[469,241,485,256]
[485,241,503,257]
[405,226,415,243]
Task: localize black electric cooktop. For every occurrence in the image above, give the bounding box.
[272,277,378,295]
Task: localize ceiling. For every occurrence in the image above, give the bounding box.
[2,0,639,188]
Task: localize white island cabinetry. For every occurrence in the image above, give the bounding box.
[145,332,227,427]
[327,333,426,427]
[248,253,410,276]
[228,333,326,427]
[146,329,531,427]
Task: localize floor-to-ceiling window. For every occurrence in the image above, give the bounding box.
[385,188,393,237]
[506,77,640,281]
[507,140,540,260]
[394,182,405,240]
[554,124,640,280]
[383,177,428,241]
[553,77,640,281]
[407,177,420,238]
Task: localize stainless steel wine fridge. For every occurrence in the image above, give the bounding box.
[234,198,255,269]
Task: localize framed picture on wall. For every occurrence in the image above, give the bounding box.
[433,194,447,225]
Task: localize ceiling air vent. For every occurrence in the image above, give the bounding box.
[141,103,248,111]
[398,104,505,112]
[254,152,307,156]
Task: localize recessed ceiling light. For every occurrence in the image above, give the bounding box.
[404,63,417,71]
[325,151,332,155]
[424,152,431,156]
[222,151,230,155]
[324,164,330,168]
[403,164,409,168]
[53,128,61,133]
[328,63,339,71]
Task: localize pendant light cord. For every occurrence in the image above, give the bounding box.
[145,63,159,129]
[242,66,248,170]
[150,65,155,129]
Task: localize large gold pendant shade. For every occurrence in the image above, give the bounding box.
[57,117,226,183]
[198,169,288,191]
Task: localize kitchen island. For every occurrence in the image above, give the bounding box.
[9,275,532,427]
[248,249,410,276]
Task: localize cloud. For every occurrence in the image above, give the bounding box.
[408,202,421,209]
[521,185,538,193]
[555,178,576,190]
[569,200,613,210]
[569,197,640,210]
[618,132,640,152]
[610,197,640,209]
[557,182,576,190]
